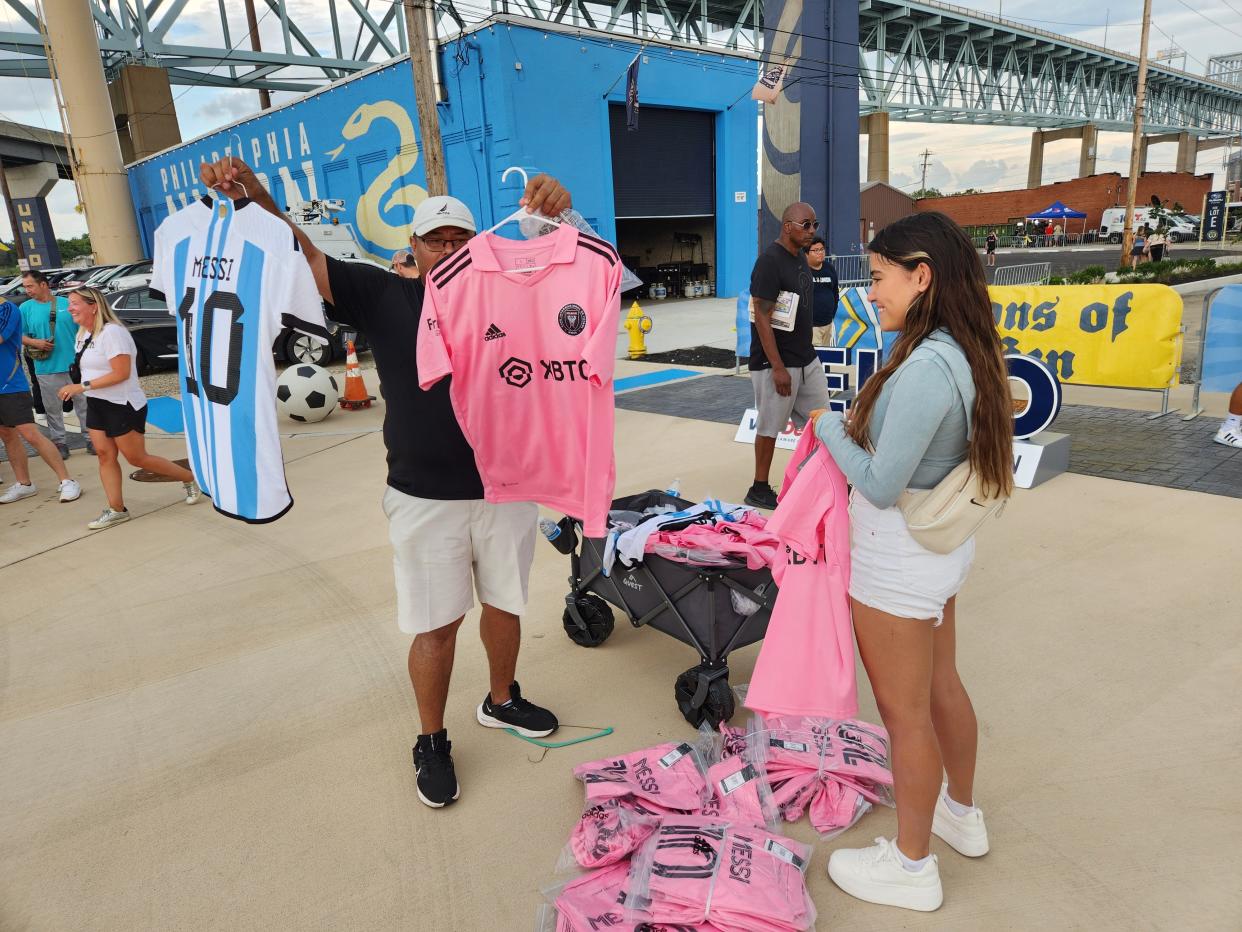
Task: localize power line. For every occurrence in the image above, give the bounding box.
[1167,0,1242,40]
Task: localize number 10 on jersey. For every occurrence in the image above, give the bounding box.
[177,286,245,406]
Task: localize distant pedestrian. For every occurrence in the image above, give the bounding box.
[806,236,840,346]
[1053,223,1063,246]
[19,269,94,458]
[390,250,421,280]
[1147,226,1167,263]
[1213,382,1242,449]
[744,203,830,510]
[1129,225,1149,269]
[985,231,998,267]
[1044,222,1054,246]
[57,287,201,530]
[0,299,82,504]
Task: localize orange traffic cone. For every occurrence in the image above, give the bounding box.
[339,340,375,410]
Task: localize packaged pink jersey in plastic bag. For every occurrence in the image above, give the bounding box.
[574,741,709,811]
[698,756,780,831]
[541,862,721,932]
[560,796,663,871]
[626,817,815,932]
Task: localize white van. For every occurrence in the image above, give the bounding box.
[1098,207,1199,244]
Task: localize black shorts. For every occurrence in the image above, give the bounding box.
[86,396,147,437]
[0,390,35,428]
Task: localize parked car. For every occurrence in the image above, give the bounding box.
[105,260,154,292]
[108,283,368,373]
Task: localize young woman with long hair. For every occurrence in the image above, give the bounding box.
[810,211,1014,911]
[57,287,201,530]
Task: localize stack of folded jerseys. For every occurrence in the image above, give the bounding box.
[542,735,815,932]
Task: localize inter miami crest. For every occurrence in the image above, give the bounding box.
[558,304,587,336]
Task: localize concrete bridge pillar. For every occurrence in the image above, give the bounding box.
[1028,130,1045,189]
[1079,124,1099,177]
[1176,132,1196,174]
[861,112,890,184]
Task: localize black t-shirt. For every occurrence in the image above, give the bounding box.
[325,257,484,500]
[810,261,840,328]
[748,241,816,371]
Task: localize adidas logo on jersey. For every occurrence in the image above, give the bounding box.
[484,323,506,341]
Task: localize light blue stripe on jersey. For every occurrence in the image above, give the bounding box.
[231,240,265,519]
[171,234,207,491]
[200,200,231,505]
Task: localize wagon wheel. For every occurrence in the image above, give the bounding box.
[674,665,735,728]
[562,593,615,647]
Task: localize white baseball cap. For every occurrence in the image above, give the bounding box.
[412,195,477,237]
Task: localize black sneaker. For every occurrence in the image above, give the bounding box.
[412,729,459,808]
[476,681,558,738]
[744,482,779,510]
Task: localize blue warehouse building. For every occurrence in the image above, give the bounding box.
[127,18,761,298]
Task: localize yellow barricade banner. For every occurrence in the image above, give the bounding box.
[989,284,1183,389]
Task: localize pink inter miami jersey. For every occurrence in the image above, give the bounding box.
[419,226,623,536]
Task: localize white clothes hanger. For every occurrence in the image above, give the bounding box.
[483,166,563,274]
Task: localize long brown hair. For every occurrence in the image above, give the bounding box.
[848,212,1014,498]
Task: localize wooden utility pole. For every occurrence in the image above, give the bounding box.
[243,0,272,111]
[1120,0,1153,268]
[0,159,28,266]
[919,149,933,195]
[403,0,448,196]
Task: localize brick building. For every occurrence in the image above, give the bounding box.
[914,171,1213,232]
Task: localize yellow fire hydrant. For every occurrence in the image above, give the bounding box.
[624,300,653,359]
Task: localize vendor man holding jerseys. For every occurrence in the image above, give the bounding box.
[200,158,571,810]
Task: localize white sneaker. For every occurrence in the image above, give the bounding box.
[183,481,202,505]
[932,784,990,857]
[58,479,82,503]
[87,507,131,530]
[1213,426,1242,449]
[0,482,37,504]
[827,837,943,912]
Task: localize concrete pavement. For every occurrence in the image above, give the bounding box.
[2,370,1240,930]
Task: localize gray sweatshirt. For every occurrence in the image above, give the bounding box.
[814,330,974,509]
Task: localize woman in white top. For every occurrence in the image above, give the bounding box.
[57,287,201,530]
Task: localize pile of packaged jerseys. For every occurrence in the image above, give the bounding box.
[602,500,781,575]
[536,710,893,931]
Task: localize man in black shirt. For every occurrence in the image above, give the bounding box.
[806,236,840,346]
[745,203,830,509]
[200,156,571,809]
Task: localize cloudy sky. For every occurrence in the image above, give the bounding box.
[1,0,1239,243]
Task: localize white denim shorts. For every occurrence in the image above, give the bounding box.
[848,490,975,625]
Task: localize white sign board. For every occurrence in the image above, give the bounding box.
[735,191,747,203]
[734,408,805,450]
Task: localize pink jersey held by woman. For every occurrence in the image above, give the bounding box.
[745,428,857,719]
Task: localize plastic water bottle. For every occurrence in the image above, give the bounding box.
[666,477,682,498]
[539,516,577,554]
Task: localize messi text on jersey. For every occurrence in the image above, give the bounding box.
[191,255,237,282]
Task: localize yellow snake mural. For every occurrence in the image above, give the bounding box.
[327,101,428,256]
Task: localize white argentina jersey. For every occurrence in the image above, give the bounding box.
[150,196,327,522]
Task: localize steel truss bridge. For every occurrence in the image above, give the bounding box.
[1,0,1239,138]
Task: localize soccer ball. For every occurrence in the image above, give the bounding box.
[276,364,339,423]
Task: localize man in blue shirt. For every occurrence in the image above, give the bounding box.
[20,269,93,457]
[0,299,81,503]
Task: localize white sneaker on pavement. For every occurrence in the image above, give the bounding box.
[827,837,943,912]
[932,783,990,857]
[183,481,202,505]
[87,507,131,530]
[58,479,82,503]
[1213,427,1242,449]
[0,482,37,504]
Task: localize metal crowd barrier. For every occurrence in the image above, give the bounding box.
[992,262,1052,286]
[829,254,870,288]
